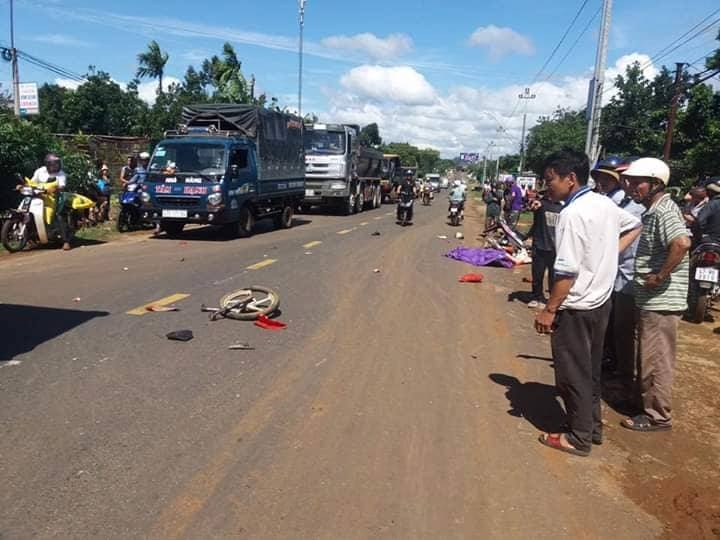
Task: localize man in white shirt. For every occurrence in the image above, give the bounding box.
[31,153,72,250]
[534,148,642,456]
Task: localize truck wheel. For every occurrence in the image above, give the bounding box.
[356,191,365,213]
[162,221,184,238]
[344,194,356,215]
[237,206,255,237]
[274,205,294,229]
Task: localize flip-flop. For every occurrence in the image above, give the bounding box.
[538,433,590,457]
[620,414,672,432]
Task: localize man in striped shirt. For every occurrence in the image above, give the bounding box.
[621,158,690,432]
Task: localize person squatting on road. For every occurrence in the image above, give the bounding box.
[534,148,642,456]
[620,158,690,433]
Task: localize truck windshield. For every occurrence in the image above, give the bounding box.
[304,131,346,155]
[150,143,227,177]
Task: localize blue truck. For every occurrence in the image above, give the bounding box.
[141,104,305,237]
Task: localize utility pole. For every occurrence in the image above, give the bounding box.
[662,62,685,162]
[297,0,306,117]
[517,87,536,173]
[483,141,494,183]
[584,0,613,163]
[10,0,20,116]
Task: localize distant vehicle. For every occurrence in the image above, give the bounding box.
[426,173,441,192]
[303,123,383,214]
[142,104,305,238]
[440,176,449,189]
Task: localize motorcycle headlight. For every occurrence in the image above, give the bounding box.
[20,187,34,196]
[207,193,223,206]
[330,182,346,190]
[140,191,151,203]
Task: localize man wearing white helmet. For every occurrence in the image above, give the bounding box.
[621,157,690,433]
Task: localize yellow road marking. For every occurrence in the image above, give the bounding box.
[360,222,369,226]
[303,240,322,249]
[337,229,353,235]
[127,293,190,316]
[246,258,277,270]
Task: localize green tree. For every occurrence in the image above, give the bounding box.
[359,123,382,147]
[137,40,170,96]
[525,108,586,173]
[202,43,251,103]
[381,142,419,168]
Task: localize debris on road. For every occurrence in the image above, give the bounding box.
[146,305,180,312]
[371,231,381,236]
[73,297,81,302]
[254,315,287,330]
[373,268,381,273]
[228,342,255,350]
[123,267,129,271]
[305,251,313,255]
[437,235,448,239]
[455,232,464,239]
[459,273,484,283]
[166,330,194,342]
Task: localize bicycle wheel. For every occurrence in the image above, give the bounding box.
[218,285,281,321]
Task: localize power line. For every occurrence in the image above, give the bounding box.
[544,5,602,82]
[643,8,720,67]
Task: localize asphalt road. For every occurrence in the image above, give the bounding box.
[0,197,663,539]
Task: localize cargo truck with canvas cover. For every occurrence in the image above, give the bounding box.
[303,123,383,214]
[142,104,305,237]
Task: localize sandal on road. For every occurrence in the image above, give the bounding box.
[621,414,672,432]
[538,433,590,457]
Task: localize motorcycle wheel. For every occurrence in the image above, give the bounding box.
[692,291,708,324]
[451,215,459,227]
[218,285,281,321]
[1,216,29,253]
[117,209,131,233]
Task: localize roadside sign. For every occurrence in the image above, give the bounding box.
[459,153,479,163]
[18,82,40,116]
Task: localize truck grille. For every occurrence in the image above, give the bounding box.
[156,196,202,207]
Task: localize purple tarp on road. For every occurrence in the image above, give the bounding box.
[445,247,514,268]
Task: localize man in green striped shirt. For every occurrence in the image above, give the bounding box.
[621,158,690,432]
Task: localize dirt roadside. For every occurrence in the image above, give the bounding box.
[472,195,720,539]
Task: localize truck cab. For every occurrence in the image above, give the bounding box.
[303,123,383,215]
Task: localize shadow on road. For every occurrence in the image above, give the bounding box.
[0,304,109,362]
[507,290,535,304]
[150,218,313,242]
[489,373,566,433]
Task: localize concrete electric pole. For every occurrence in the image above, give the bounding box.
[10,0,20,116]
[662,62,686,162]
[297,0,306,117]
[584,0,613,164]
[517,87,536,173]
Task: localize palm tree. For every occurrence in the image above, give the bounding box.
[136,41,169,95]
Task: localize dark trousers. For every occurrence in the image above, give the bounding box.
[551,300,612,451]
[613,292,639,398]
[531,248,555,300]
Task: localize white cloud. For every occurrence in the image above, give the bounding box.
[136,77,182,104]
[468,25,535,60]
[322,54,660,159]
[321,33,413,61]
[32,33,91,47]
[340,65,436,106]
[54,78,82,90]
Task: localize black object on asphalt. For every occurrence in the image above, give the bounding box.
[166,330,194,342]
[371,231,381,236]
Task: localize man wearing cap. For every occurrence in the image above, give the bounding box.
[621,158,690,432]
[534,149,642,456]
[591,159,646,406]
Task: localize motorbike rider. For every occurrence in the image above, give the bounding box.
[697,178,720,243]
[30,153,73,251]
[119,154,137,191]
[396,170,417,221]
[129,151,150,184]
[448,180,465,214]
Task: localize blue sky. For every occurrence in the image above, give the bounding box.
[1,0,719,156]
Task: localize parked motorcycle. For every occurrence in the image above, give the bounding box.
[397,192,414,226]
[688,240,720,323]
[1,179,94,253]
[448,201,463,226]
[117,182,145,232]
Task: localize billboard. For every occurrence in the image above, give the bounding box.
[18,82,39,116]
[459,153,479,163]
